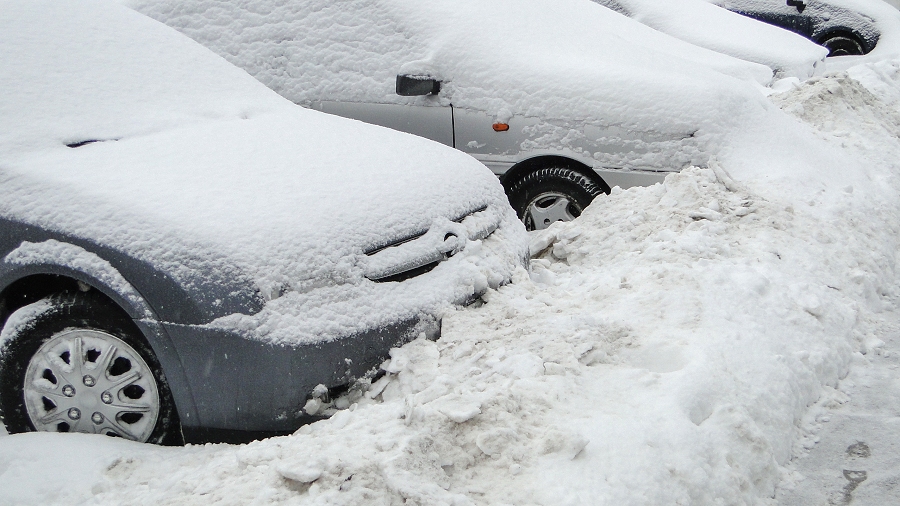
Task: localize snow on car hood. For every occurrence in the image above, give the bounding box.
[594,0,828,78]
[0,0,287,160]
[3,110,512,281]
[128,0,784,162]
[0,0,524,335]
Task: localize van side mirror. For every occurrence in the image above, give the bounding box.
[396,74,441,96]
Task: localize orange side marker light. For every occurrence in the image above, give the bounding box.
[492,123,510,132]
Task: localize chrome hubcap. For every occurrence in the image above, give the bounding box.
[23,329,160,442]
[524,192,580,231]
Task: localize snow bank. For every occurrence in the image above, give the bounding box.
[3,62,899,504]
[0,433,166,505]
[594,0,828,78]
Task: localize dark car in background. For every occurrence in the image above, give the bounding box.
[709,0,882,55]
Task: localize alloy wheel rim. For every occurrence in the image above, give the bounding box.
[524,191,580,231]
[23,329,160,442]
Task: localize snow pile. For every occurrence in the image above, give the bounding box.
[3,64,900,504]
[776,304,899,504]
[592,0,828,78]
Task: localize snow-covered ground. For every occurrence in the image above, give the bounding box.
[777,304,900,505]
[2,56,900,504]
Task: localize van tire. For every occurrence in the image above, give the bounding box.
[507,167,606,231]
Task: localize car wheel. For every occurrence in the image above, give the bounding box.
[0,292,181,444]
[507,167,607,231]
[819,33,864,57]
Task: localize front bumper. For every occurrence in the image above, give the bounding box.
[162,315,438,436]
[156,203,528,440]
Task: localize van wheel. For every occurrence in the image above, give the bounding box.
[0,292,181,444]
[507,167,606,231]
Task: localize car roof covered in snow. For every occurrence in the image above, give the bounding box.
[126,0,779,134]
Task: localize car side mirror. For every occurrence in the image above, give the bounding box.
[396,74,441,96]
[786,0,806,13]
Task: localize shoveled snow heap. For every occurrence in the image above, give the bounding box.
[3,61,900,504]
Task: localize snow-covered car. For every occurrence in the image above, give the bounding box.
[591,0,828,78]
[708,0,896,55]
[126,0,780,231]
[0,0,528,444]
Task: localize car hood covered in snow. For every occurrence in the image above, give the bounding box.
[0,0,527,341]
[128,0,786,170]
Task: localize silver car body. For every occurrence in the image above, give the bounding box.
[126,0,779,228]
[312,100,671,190]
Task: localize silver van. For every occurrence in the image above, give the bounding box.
[128,0,770,230]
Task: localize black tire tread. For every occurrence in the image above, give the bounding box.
[506,166,607,228]
[0,291,182,445]
[818,32,865,56]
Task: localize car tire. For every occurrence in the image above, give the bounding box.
[819,33,865,57]
[507,167,607,231]
[0,292,181,445]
